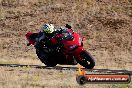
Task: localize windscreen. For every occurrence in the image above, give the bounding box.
[61,29,74,41]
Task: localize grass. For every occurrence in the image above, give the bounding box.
[107,82,132,88]
[0,65,131,88]
[0,0,131,87]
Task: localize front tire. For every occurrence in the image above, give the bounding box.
[77,51,95,69]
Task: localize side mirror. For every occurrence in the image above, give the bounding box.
[65,24,72,29]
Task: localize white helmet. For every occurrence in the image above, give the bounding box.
[41,24,54,33]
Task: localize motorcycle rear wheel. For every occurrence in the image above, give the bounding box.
[36,49,57,67]
[77,51,95,69]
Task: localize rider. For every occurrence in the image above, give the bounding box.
[34,24,54,49]
[34,23,72,49]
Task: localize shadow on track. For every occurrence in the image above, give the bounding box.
[0,63,131,75]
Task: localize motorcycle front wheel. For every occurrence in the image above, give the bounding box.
[77,51,95,69]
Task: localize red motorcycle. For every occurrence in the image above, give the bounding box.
[25,28,95,69]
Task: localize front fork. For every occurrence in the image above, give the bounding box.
[72,46,85,61]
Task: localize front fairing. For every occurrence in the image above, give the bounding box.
[62,32,82,51]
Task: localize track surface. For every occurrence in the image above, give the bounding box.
[0,64,131,75]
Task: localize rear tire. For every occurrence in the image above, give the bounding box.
[36,49,57,67]
[77,51,95,69]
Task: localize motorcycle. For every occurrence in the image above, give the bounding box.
[25,28,95,69]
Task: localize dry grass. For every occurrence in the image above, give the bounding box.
[0,66,131,88]
[0,0,132,87]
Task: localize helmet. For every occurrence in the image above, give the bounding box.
[41,24,54,33]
